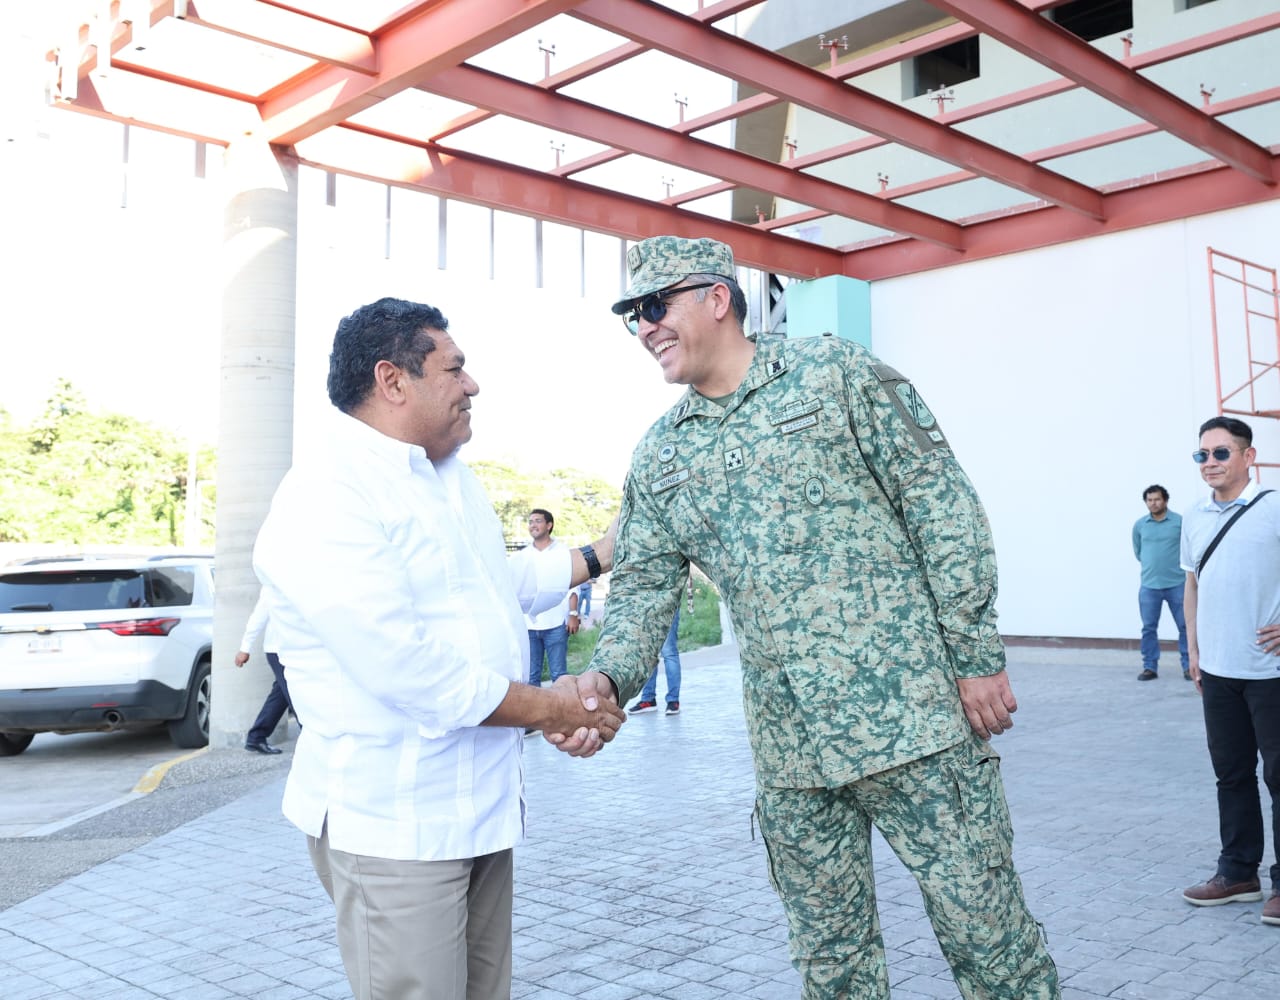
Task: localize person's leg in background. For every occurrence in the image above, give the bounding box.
[245,678,287,752]
[527,630,545,686]
[544,624,568,683]
[660,609,681,712]
[1137,586,1162,679]
[1162,585,1190,678]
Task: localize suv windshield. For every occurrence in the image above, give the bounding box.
[0,570,149,613]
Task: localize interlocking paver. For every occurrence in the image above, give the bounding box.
[1,644,1278,998]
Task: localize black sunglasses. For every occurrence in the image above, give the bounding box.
[622,283,715,335]
[1191,446,1238,464]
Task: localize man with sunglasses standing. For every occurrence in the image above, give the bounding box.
[1180,417,1280,926]
[586,235,1058,998]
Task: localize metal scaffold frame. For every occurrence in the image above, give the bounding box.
[1207,248,1280,482]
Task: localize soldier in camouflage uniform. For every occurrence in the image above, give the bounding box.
[585,236,1059,998]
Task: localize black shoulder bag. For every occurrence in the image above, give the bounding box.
[1196,489,1274,577]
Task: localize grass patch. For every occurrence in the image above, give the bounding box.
[551,578,722,677]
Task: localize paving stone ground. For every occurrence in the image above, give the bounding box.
[1,643,1277,999]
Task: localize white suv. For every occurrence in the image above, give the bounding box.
[0,554,214,756]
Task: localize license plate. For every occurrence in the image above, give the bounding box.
[27,636,62,653]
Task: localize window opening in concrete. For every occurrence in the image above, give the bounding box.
[908,36,980,99]
[1049,0,1133,41]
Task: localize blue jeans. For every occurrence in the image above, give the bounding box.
[579,586,592,618]
[1138,584,1188,672]
[528,624,568,686]
[640,609,681,703]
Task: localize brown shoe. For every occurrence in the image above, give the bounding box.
[1183,874,1263,907]
[1264,892,1280,926]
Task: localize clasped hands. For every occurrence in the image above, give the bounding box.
[540,672,625,758]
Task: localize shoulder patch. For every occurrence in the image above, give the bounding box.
[870,362,905,383]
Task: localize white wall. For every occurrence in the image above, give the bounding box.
[870,199,1280,639]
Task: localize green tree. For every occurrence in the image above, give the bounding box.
[470,460,621,546]
[0,384,215,547]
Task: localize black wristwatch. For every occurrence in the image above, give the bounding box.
[580,543,602,580]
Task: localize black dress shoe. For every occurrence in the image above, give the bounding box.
[244,739,283,755]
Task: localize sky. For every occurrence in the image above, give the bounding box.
[0,8,739,487]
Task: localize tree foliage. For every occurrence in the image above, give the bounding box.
[470,459,622,545]
[0,380,216,547]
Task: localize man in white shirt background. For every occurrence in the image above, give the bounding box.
[512,508,576,687]
[234,589,293,755]
[254,297,624,1000]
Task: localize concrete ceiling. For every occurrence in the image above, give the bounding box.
[32,0,1280,281]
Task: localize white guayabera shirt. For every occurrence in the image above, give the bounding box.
[255,411,571,861]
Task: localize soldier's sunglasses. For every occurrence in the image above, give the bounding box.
[1191,446,1238,463]
[622,283,715,335]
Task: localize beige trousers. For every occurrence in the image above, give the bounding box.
[307,827,513,1000]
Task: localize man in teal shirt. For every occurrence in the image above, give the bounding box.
[1132,484,1189,680]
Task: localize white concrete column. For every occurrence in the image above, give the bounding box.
[211,139,298,749]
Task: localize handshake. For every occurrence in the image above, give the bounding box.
[538,672,627,758]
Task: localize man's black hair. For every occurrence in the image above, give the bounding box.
[530,508,554,530]
[327,297,448,413]
[1198,415,1253,446]
[1142,485,1169,501]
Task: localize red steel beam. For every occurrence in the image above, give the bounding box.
[429,0,759,143]
[423,65,964,248]
[572,0,1104,219]
[183,0,377,74]
[761,86,1280,232]
[555,9,1280,187]
[259,0,582,147]
[292,125,845,279]
[839,155,1280,281]
[931,0,1276,185]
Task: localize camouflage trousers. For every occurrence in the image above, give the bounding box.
[755,736,1059,999]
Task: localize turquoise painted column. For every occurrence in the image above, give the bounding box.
[784,274,872,348]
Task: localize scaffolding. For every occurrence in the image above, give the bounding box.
[1207,248,1280,482]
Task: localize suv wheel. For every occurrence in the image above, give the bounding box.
[167,658,211,749]
[0,732,35,756]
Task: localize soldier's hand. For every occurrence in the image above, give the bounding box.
[543,673,625,758]
[1258,623,1280,656]
[956,671,1017,740]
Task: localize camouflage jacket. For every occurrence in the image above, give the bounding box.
[590,335,1005,788]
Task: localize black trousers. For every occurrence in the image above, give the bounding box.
[246,652,295,744]
[1201,670,1280,888]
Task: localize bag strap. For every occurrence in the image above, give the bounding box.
[1196,489,1274,577]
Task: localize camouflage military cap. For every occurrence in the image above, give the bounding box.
[610,236,736,314]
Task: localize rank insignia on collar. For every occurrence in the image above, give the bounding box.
[724,448,743,471]
[767,357,786,376]
[675,401,690,420]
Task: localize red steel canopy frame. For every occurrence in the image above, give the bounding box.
[34,0,1280,281]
